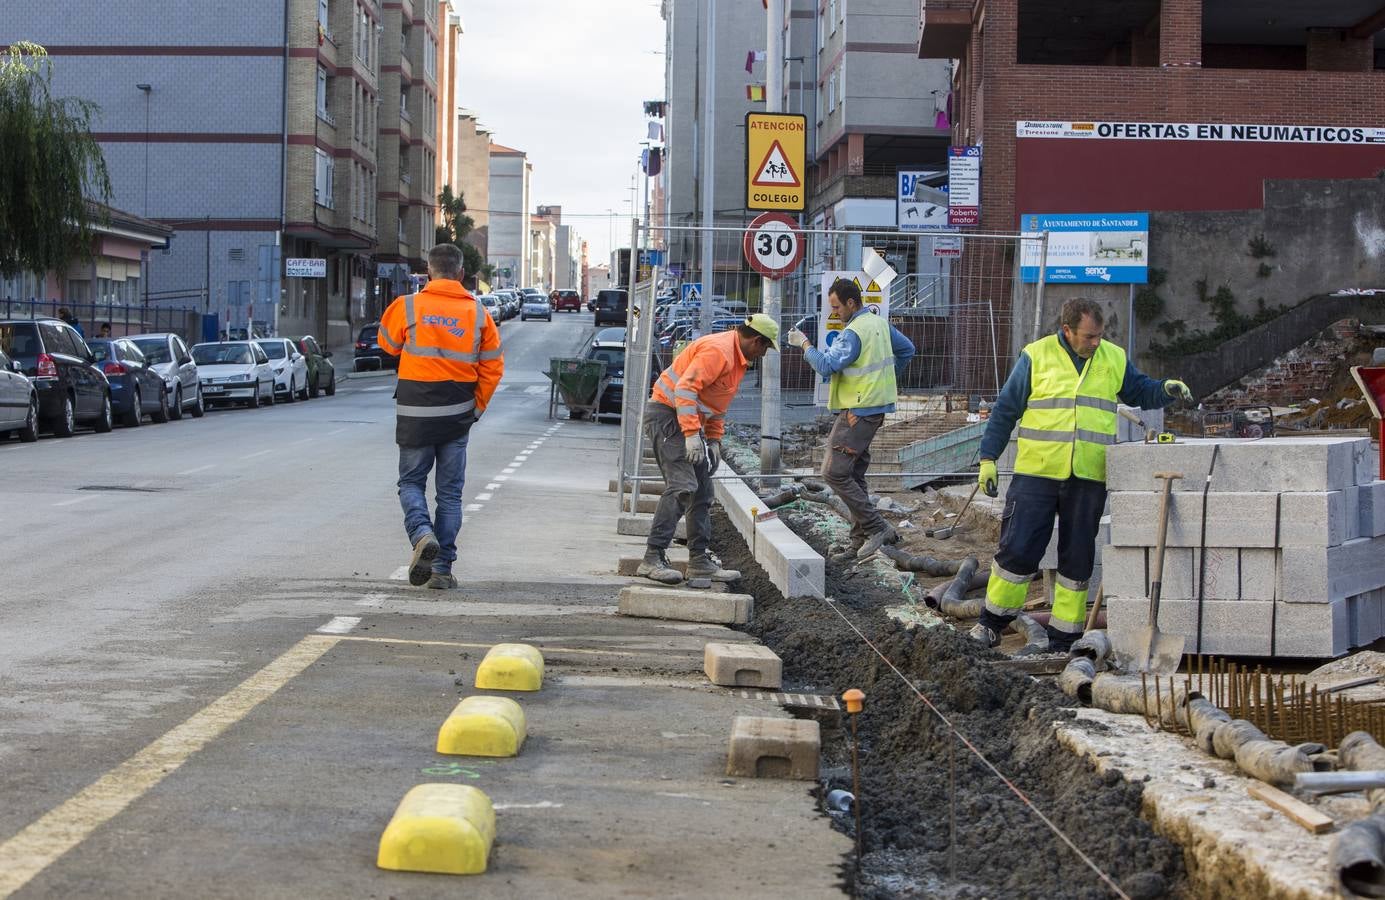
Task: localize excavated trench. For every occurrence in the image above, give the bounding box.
[710,507,1188,899]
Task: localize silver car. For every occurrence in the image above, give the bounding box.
[0,347,39,442]
[128,332,205,419]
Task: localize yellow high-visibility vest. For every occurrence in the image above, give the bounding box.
[1014,335,1124,482]
[828,312,896,411]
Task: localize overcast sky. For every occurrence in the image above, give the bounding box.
[457,0,665,265]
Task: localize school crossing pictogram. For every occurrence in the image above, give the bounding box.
[752,141,801,187]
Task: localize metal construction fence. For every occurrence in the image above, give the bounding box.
[617,223,1043,488]
[0,298,202,342]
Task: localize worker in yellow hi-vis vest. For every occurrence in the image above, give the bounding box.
[971,298,1192,652]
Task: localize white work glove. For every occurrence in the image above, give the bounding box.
[684,432,707,465]
[707,439,722,473]
[785,327,810,351]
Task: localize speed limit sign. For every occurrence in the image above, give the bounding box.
[743,212,804,280]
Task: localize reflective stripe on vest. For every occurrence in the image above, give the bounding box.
[828,312,896,411]
[1014,335,1125,483]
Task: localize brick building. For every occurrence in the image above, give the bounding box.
[3,0,462,344]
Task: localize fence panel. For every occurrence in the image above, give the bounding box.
[0,298,201,342]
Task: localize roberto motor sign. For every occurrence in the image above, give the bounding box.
[1019,213,1149,285]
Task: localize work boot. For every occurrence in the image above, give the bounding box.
[966,622,1002,648]
[856,524,899,560]
[687,553,740,582]
[408,532,440,586]
[426,572,458,590]
[636,548,683,585]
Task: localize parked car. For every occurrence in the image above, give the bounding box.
[552,289,581,312]
[0,317,113,436]
[500,290,522,320]
[592,326,626,348]
[584,342,625,419]
[480,294,502,323]
[0,347,39,442]
[354,323,398,371]
[521,293,552,321]
[128,332,205,420]
[293,335,337,397]
[257,338,310,402]
[88,338,171,426]
[192,341,276,408]
[593,289,629,327]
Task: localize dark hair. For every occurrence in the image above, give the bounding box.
[736,323,770,346]
[828,277,862,307]
[1060,298,1104,331]
[428,243,464,279]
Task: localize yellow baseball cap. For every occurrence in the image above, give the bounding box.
[744,313,779,350]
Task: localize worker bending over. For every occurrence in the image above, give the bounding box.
[786,278,916,562]
[972,298,1191,651]
[637,315,780,585]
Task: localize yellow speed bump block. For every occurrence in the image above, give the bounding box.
[474,643,544,692]
[377,783,496,875]
[437,696,527,757]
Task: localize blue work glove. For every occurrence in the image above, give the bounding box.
[1164,379,1193,402]
[979,459,998,498]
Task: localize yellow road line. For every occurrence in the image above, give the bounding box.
[0,634,339,898]
[333,634,700,657]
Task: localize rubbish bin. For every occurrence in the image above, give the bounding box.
[544,357,608,420]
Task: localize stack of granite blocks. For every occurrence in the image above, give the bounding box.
[1102,437,1385,658]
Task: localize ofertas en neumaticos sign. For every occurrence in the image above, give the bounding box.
[1019,213,1149,285]
[286,258,327,278]
[1016,120,1385,144]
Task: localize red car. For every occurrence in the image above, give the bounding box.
[552,289,582,312]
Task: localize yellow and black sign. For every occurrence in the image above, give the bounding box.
[745,112,806,212]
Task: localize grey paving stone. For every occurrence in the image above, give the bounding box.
[1107,437,1373,494]
[1361,481,1385,538]
[1101,546,1147,599]
[1280,536,1385,603]
[1274,599,1351,658]
[1239,548,1278,601]
[1106,597,1272,657]
[1110,490,1353,548]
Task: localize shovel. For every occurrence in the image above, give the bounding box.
[1122,470,1186,674]
[927,483,978,539]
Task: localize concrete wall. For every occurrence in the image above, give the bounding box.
[455,114,490,231]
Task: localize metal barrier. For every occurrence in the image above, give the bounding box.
[617,223,1042,488]
[0,298,201,341]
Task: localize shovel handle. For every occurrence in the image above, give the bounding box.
[1148,472,1182,624]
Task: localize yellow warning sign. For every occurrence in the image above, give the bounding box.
[745,112,806,212]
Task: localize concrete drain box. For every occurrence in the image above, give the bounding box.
[726,716,819,780]
[704,642,782,688]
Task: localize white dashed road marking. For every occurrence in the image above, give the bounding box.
[52,496,94,508]
[177,464,216,476]
[390,566,409,581]
[486,483,500,490]
[317,616,361,634]
[465,503,483,512]
[241,449,273,460]
[476,492,493,501]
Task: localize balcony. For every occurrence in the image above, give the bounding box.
[918,0,973,59]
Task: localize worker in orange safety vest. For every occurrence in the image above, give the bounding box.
[378,243,504,590]
[637,315,779,586]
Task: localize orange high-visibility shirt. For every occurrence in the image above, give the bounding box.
[648,330,749,440]
[379,279,503,445]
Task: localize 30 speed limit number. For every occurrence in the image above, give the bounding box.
[743,212,805,280]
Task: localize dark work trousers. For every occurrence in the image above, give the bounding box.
[978,474,1107,636]
[644,401,713,557]
[821,410,888,541]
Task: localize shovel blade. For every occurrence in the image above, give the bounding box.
[1122,626,1186,674]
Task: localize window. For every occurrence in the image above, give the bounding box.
[425,37,437,78]
[817,4,825,50]
[318,0,330,33]
[316,66,332,122]
[399,88,410,121]
[827,70,836,112]
[828,0,837,31]
[357,6,371,65]
[398,214,406,243]
[315,148,335,208]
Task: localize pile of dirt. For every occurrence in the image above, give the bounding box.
[713,508,1186,899]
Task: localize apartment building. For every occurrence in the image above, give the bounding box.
[5,0,463,343]
[434,4,464,210]
[454,110,491,258]
[529,213,557,290]
[487,144,531,288]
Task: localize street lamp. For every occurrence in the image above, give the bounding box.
[136,84,152,217]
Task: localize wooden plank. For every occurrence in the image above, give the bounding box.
[1323,675,1383,694]
[1247,783,1335,835]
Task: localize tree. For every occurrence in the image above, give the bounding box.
[0,42,111,279]
[436,184,486,281]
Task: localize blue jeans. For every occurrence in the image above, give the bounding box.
[397,434,469,574]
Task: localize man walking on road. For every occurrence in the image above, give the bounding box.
[379,244,504,590]
[785,278,916,562]
[637,315,780,586]
[971,298,1192,651]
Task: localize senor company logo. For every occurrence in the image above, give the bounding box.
[1084,267,1113,281]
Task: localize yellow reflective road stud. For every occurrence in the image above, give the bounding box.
[437,696,527,757]
[376,784,496,875]
[474,643,544,691]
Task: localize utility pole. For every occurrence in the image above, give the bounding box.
[698,0,716,338]
[760,0,785,475]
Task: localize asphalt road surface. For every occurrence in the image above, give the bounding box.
[0,308,848,898]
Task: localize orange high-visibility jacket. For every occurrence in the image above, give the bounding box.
[379,279,503,446]
[648,330,749,440]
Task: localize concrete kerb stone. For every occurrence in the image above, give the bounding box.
[1106,595,1353,658]
[712,471,825,600]
[704,642,783,688]
[725,716,820,780]
[618,585,752,625]
[1106,437,1375,494]
[617,515,686,541]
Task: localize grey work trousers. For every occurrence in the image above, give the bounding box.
[644,401,714,556]
[821,409,887,540]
